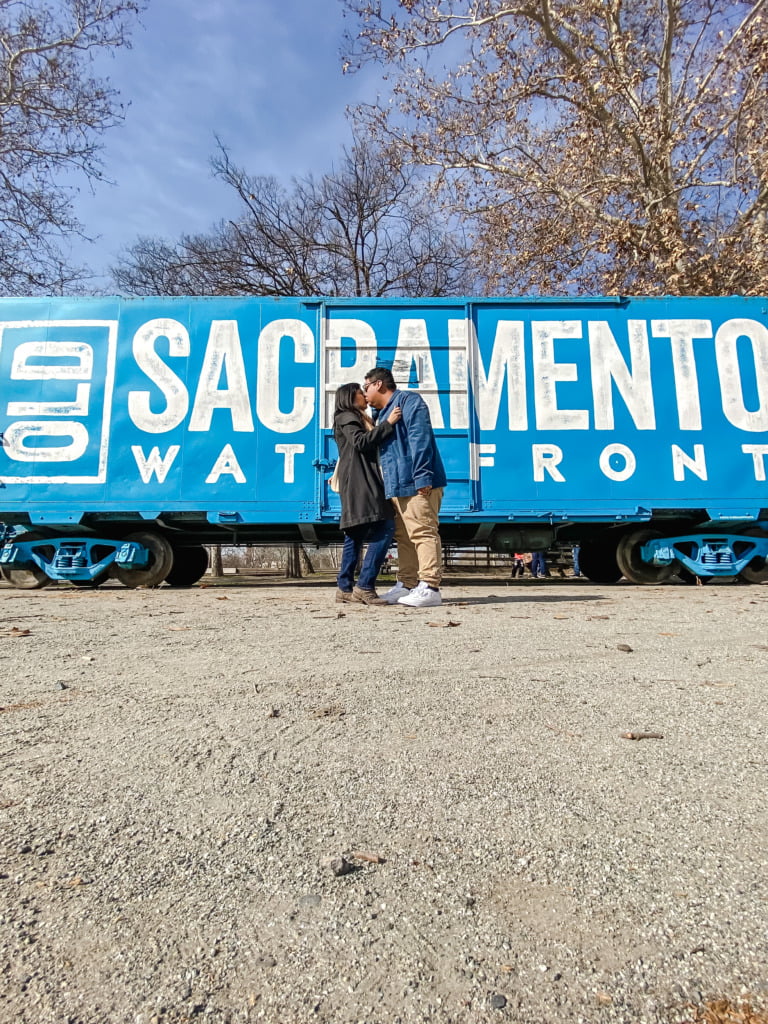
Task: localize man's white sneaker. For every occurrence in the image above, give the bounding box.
[397,581,442,608]
[381,581,410,604]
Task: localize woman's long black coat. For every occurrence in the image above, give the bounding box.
[333,411,395,530]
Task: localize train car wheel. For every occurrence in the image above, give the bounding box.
[577,538,622,583]
[165,545,209,587]
[111,531,173,589]
[0,533,53,589]
[616,529,676,585]
[737,526,768,584]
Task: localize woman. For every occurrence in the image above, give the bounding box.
[333,382,401,605]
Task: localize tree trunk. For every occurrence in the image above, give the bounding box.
[210,544,223,577]
[285,544,302,579]
[299,545,315,575]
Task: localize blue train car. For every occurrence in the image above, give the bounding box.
[1,294,767,587]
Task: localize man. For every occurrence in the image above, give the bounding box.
[363,367,447,608]
[530,549,548,579]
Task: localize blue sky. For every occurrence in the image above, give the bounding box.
[70,0,379,287]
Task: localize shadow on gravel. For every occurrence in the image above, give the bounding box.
[184,574,616,591]
[447,592,607,605]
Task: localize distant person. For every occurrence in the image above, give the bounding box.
[363,367,447,608]
[511,552,525,578]
[530,550,548,579]
[572,544,581,577]
[333,383,401,605]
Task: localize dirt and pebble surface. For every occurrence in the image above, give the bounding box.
[1,574,767,1024]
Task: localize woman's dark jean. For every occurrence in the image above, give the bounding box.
[337,518,395,592]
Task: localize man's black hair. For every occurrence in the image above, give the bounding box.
[364,366,396,391]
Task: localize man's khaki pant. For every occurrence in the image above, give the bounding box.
[392,488,443,588]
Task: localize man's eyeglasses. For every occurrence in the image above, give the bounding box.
[362,380,379,392]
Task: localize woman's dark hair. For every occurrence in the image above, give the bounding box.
[334,382,364,422]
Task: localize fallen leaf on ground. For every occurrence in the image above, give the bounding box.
[350,850,385,864]
[616,643,633,652]
[620,731,664,740]
[1,700,44,713]
[0,626,31,637]
[684,998,768,1024]
[427,620,461,627]
[167,626,191,631]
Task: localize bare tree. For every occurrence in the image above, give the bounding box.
[0,0,144,295]
[342,0,768,296]
[112,137,478,297]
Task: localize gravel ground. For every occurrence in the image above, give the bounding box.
[1,573,767,1024]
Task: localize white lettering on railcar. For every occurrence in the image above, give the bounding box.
[742,444,768,480]
[525,443,726,482]
[206,444,246,484]
[391,319,444,427]
[275,444,304,483]
[533,444,566,482]
[589,321,655,430]
[8,311,768,493]
[322,319,377,428]
[5,341,93,457]
[465,320,527,432]
[715,318,768,431]
[131,445,180,483]
[652,319,711,430]
[8,342,93,417]
[599,443,637,481]
[11,340,94,380]
[190,321,254,432]
[672,443,708,481]
[532,321,589,430]
[256,319,314,433]
[3,421,89,462]
[0,317,117,484]
[7,382,90,418]
[129,319,190,433]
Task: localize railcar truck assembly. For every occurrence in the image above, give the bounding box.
[1,294,767,588]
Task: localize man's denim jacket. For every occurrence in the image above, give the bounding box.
[376,389,447,499]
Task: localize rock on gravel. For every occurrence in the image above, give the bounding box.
[1,575,767,1024]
